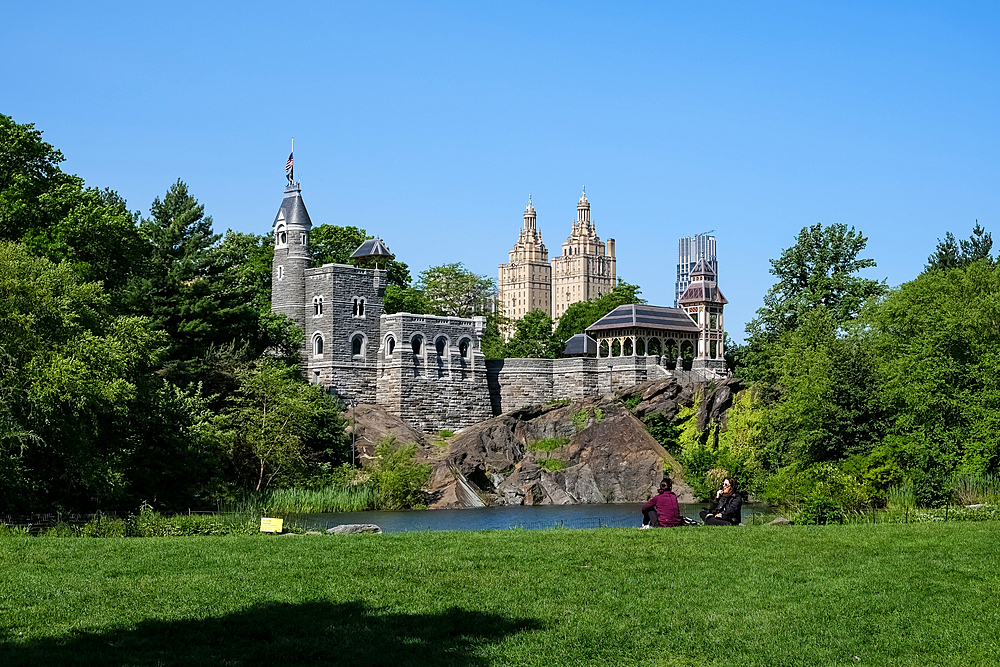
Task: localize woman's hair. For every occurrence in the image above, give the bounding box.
[658,478,673,494]
[721,477,738,495]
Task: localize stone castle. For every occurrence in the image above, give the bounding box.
[271,181,727,433]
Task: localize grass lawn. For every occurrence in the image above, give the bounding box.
[1,522,998,666]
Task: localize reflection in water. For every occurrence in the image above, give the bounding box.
[297,503,767,533]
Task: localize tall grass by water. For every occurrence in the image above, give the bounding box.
[221,485,378,515]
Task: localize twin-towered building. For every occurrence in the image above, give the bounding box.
[498,188,616,322]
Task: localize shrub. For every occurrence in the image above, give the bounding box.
[528,438,570,452]
[797,495,845,525]
[594,408,603,422]
[437,429,455,439]
[572,409,589,432]
[370,436,431,510]
[912,470,953,508]
[78,515,128,538]
[538,458,567,472]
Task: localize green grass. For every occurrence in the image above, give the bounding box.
[527,437,570,452]
[2,523,999,666]
[536,457,567,471]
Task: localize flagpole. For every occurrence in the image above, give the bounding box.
[291,137,294,182]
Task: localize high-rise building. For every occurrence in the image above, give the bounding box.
[498,195,551,321]
[551,187,616,319]
[498,188,616,332]
[674,233,717,307]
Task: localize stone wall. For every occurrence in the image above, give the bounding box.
[377,313,492,432]
[486,355,690,414]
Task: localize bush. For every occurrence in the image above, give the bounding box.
[528,438,570,452]
[370,437,431,510]
[538,458,567,471]
[78,515,128,537]
[572,409,589,432]
[797,495,845,525]
[912,470,953,508]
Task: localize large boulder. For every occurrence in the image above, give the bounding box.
[429,396,697,508]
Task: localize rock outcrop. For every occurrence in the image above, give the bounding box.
[347,376,745,510]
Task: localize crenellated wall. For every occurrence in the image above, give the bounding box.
[376,313,493,432]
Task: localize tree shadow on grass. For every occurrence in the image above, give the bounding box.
[0,600,544,667]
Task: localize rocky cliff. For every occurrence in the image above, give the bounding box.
[347,376,744,510]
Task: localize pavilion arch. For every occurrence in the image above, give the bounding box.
[623,338,634,356]
[635,338,645,356]
[611,340,621,357]
[680,340,694,370]
[647,338,661,357]
[599,340,609,357]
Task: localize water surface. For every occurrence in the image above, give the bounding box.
[298,502,767,533]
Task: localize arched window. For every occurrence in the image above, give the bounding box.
[385,335,396,358]
[356,298,366,318]
[411,335,423,356]
[435,336,447,357]
[351,334,365,358]
[458,338,471,361]
[276,224,287,247]
[313,334,324,356]
[313,296,323,317]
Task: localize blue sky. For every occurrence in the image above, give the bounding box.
[4,2,998,341]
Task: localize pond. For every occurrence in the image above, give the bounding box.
[296,502,769,533]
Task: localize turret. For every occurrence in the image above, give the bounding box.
[271,181,313,333]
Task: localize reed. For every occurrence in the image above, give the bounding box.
[953,473,1000,506]
[222,485,378,515]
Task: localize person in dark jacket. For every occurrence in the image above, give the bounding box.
[641,477,681,527]
[699,477,742,525]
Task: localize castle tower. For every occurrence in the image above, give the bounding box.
[677,259,727,372]
[551,186,616,320]
[271,181,313,335]
[498,195,552,327]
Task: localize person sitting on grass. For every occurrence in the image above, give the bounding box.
[699,477,742,526]
[641,477,681,528]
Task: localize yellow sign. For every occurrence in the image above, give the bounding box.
[260,517,283,533]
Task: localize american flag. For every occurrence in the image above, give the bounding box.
[286,152,293,173]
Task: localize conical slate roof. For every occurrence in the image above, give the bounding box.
[678,261,727,305]
[690,258,715,280]
[272,184,313,230]
[350,238,393,260]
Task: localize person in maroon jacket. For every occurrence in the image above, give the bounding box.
[641,477,681,527]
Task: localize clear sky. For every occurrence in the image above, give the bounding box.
[4,2,998,341]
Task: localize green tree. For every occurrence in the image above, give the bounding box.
[925,222,993,272]
[750,223,886,339]
[550,279,644,351]
[416,263,496,318]
[503,309,556,358]
[218,360,347,491]
[1,114,149,305]
[0,241,218,512]
[310,223,411,288]
[864,260,1000,475]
